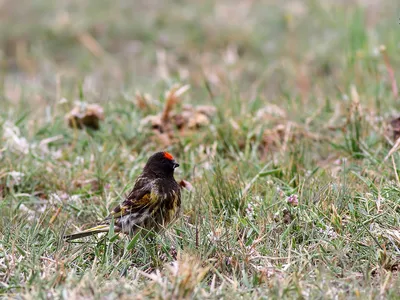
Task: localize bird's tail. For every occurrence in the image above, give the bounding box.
[63,224,111,241]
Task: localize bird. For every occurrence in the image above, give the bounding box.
[64,151,181,241]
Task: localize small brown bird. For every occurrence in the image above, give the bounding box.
[64,151,181,240]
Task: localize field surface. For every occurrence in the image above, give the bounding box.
[1,0,400,299]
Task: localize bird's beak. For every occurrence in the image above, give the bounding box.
[173,161,180,169]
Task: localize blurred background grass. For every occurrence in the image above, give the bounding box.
[1,0,398,106]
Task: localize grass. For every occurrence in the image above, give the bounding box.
[1,0,400,298]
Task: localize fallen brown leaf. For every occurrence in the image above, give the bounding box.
[139,85,216,145]
[390,116,400,141]
[66,102,104,130]
[179,180,194,191]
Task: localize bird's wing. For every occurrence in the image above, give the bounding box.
[65,177,158,241]
[104,177,157,220]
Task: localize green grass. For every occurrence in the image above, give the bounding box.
[1,0,400,298]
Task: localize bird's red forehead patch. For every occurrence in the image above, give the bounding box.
[163,152,174,160]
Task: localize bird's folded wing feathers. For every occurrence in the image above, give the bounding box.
[64,180,156,241]
[104,184,156,220]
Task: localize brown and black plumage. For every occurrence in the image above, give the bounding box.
[64,151,181,241]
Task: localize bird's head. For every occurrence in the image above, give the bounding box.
[144,151,180,177]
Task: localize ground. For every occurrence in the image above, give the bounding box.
[1,0,400,299]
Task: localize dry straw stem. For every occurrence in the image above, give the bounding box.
[77,32,107,58]
[384,137,400,161]
[161,84,190,123]
[380,45,398,98]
